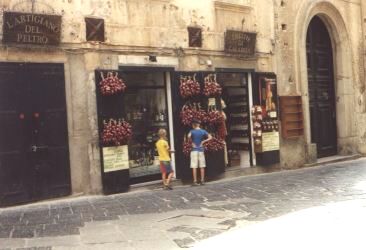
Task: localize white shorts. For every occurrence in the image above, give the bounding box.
[190,151,206,168]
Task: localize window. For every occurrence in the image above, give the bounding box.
[85,17,105,42]
[120,71,169,180]
[188,27,202,48]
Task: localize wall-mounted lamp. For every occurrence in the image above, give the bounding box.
[149,55,157,62]
[206,59,212,67]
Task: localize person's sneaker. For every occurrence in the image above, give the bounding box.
[192,182,199,186]
[200,180,205,185]
[163,185,173,190]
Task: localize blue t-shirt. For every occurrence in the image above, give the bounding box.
[190,128,208,152]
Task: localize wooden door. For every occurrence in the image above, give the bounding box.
[306,16,337,158]
[0,63,70,206]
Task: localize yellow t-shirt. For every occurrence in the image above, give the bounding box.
[156,139,170,161]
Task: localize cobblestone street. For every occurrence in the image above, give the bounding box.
[1,158,366,249]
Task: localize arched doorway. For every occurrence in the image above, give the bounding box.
[306,16,337,158]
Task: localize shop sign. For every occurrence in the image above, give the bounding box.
[102,145,129,173]
[224,30,256,55]
[3,12,61,45]
[261,132,280,152]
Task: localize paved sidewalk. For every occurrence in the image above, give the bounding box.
[1,158,366,249]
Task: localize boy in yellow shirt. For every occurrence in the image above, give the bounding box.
[156,129,174,190]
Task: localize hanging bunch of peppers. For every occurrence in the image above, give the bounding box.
[101,119,132,146]
[180,103,207,126]
[182,138,193,156]
[206,109,225,126]
[99,72,126,96]
[179,74,201,98]
[203,137,225,152]
[203,74,222,97]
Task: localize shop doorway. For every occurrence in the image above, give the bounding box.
[120,70,171,184]
[96,67,174,193]
[217,72,252,168]
[0,63,71,207]
[306,16,337,158]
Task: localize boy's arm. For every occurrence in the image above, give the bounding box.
[201,133,212,145]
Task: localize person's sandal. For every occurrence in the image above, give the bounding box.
[192,182,199,186]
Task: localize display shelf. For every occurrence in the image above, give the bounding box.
[279,96,304,139]
[151,121,168,127]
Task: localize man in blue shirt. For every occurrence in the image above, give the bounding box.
[188,119,212,185]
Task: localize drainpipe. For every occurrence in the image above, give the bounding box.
[359,2,366,155]
[361,1,366,112]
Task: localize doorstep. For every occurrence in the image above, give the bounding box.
[129,154,363,192]
[304,154,362,167]
[129,164,283,192]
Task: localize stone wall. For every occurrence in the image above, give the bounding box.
[0,0,364,195]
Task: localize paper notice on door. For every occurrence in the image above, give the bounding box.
[102,145,129,172]
[261,132,280,152]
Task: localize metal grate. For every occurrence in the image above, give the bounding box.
[85,17,105,42]
[187,27,202,48]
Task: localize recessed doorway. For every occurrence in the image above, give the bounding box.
[306,16,337,158]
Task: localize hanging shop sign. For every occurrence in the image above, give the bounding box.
[102,145,129,173]
[224,30,256,55]
[3,12,61,45]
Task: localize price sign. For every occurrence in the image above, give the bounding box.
[261,132,279,152]
[102,145,129,172]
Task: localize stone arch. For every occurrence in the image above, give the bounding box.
[294,0,356,157]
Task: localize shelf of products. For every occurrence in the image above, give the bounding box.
[279,96,304,138]
[225,87,250,152]
[252,105,280,153]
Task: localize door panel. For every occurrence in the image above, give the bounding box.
[0,64,29,204]
[306,16,337,158]
[0,63,70,206]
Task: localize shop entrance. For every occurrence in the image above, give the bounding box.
[0,63,71,206]
[218,72,252,168]
[306,16,337,158]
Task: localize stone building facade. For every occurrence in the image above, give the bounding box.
[0,0,365,204]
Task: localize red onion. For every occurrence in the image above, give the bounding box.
[100,72,126,96]
[101,119,132,146]
[179,74,201,98]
